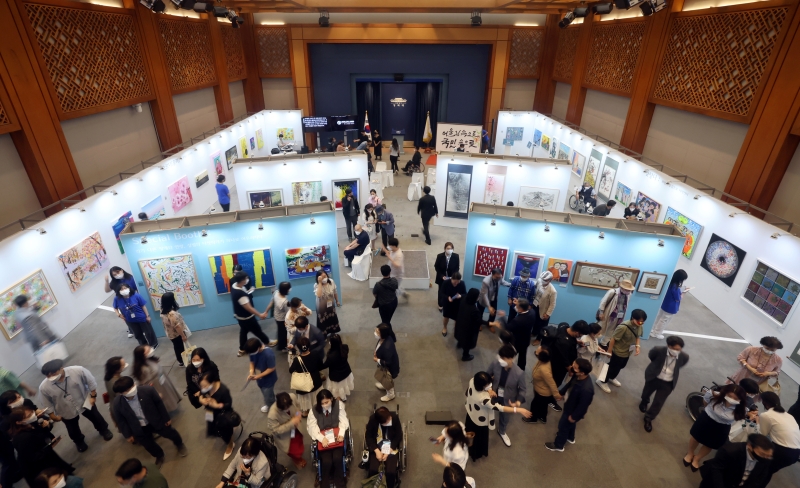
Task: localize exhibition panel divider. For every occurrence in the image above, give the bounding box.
[495,110,800,382]
[0,110,303,375]
[433,152,572,229]
[462,204,685,338]
[231,152,370,230]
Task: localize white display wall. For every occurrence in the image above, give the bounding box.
[232,153,370,230]
[0,110,303,375]
[433,152,572,228]
[496,111,800,383]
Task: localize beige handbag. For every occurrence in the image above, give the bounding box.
[759,378,781,395]
[374,366,394,390]
[290,356,315,392]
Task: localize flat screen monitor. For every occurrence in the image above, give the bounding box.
[302,116,329,133]
[329,115,357,131]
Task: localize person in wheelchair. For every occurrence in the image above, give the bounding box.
[366,406,402,488]
[577,182,596,210]
[307,389,348,488]
[216,437,270,488]
[402,147,422,175]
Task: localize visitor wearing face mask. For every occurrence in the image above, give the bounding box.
[524,346,563,425]
[244,338,278,414]
[650,269,690,339]
[361,203,379,251]
[383,237,407,297]
[38,359,113,453]
[439,462,476,488]
[0,366,37,400]
[231,271,277,357]
[159,292,189,367]
[103,356,128,429]
[432,421,469,471]
[639,336,690,432]
[757,391,800,480]
[267,392,306,469]
[684,384,748,471]
[549,320,592,390]
[198,370,240,460]
[340,188,361,242]
[132,345,180,412]
[507,268,536,322]
[596,279,635,343]
[531,271,557,345]
[366,406,403,487]
[30,466,83,488]
[216,437,270,488]
[478,267,510,324]
[285,297,312,350]
[13,294,59,352]
[373,265,399,329]
[464,371,532,461]
[314,270,341,335]
[289,316,326,363]
[111,376,187,465]
[486,345,528,447]
[374,324,400,402]
[185,348,220,409]
[728,336,783,389]
[112,284,158,348]
[576,322,612,383]
[9,405,74,485]
[307,389,348,488]
[455,288,498,362]
[1,390,41,488]
[597,308,647,394]
[434,242,461,313]
[698,433,774,488]
[289,337,325,415]
[544,359,595,452]
[114,458,168,488]
[343,224,370,267]
[497,298,538,371]
[441,272,466,337]
[105,267,139,338]
[265,282,292,352]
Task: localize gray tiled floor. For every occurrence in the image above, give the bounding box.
[13,155,800,487]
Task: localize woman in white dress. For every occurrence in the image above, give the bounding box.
[361,203,379,251]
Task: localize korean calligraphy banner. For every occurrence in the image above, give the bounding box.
[436,123,483,154]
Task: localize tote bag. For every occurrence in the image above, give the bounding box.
[374,366,394,390]
[290,356,314,391]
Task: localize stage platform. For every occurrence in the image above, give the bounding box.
[368,250,430,289]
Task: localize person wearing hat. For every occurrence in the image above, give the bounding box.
[597,309,647,394]
[597,279,635,343]
[507,268,536,322]
[375,205,395,256]
[531,271,557,346]
[38,359,113,452]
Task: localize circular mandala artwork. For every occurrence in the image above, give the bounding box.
[704,240,739,278]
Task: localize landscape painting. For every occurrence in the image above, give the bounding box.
[444,164,473,219]
[247,189,284,209]
[141,195,165,221]
[519,186,560,211]
[572,262,640,291]
[533,129,542,146]
[615,182,632,206]
[57,232,110,292]
[557,142,571,160]
[138,255,204,308]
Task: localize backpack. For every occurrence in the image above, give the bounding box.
[540,322,564,348]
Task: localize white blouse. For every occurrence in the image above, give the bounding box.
[464,378,503,429]
[759,409,800,449]
[442,421,469,470]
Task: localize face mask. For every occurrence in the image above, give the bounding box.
[9,397,24,409]
[124,387,137,398]
[120,289,130,297]
[748,447,770,463]
[668,348,680,357]
[382,419,392,427]
[520,277,529,282]
[445,249,453,256]
[48,374,61,382]
[497,356,508,368]
[387,246,393,251]
[242,457,254,465]
[374,332,381,339]
[23,412,38,424]
[121,362,129,373]
[114,273,124,280]
[53,476,67,488]
[748,393,756,398]
[762,347,774,355]
[355,231,361,235]
[192,360,203,368]
[146,348,156,358]
[201,385,213,394]
[725,396,740,405]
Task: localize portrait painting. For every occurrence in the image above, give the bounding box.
[509,251,545,280]
[546,258,573,285]
[634,191,663,223]
[210,151,224,176]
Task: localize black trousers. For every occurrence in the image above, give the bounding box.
[530,391,555,421]
[276,320,287,350]
[477,298,498,322]
[640,378,674,421]
[63,404,109,444]
[551,361,569,389]
[237,316,270,351]
[531,305,549,340]
[507,303,518,322]
[378,299,398,326]
[220,203,230,212]
[126,320,158,347]
[369,453,397,488]
[390,155,399,172]
[319,446,345,487]
[515,340,530,371]
[421,216,432,243]
[136,423,184,459]
[170,336,185,365]
[769,444,800,477]
[381,230,394,250]
[344,214,359,240]
[603,353,629,382]
[0,457,22,488]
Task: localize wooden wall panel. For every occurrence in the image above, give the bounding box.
[22,2,152,119]
[255,26,292,77]
[553,26,580,83]
[652,5,790,122]
[221,25,246,82]
[583,20,646,96]
[508,28,544,79]
[0,100,10,127]
[157,17,217,94]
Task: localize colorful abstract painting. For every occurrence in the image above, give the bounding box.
[256,129,264,149]
[634,191,663,223]
[285,245,332,280]
[208,249,275,295]
[0,270,57,340]
[509,251,545,280]
[533,129,542,146]
[239,137,249,159]
[473,244,509,277]
[506,127,524,141]
[57,232,110,292]
[484,166,507,205]
[167,176,193,213]
[250,137,255,150]
[291,180,323,204]
[614,182,632,206]
[247,189,283,209]
[584,149,603,186]
[541,134,551,152]
[743,261,799,326]
[546,258,574,285]
[571,151,586,178]
[663,207,704,259]
[138,255,204,308]
[211,151,223,176]
[557,142,571,160]
[332,179,360,209]
[700,233,747,287]
[111,211,134,254]
[277,128,295,141]
[225,146,237,170]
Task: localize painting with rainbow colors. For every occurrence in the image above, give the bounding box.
[208,249,275,295]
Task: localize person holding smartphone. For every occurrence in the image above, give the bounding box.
[314,271,341,335]
[8,405,73,485]
[441,273,466,337]
[650,270,690,340]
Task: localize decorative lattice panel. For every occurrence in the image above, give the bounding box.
[553,26,581,82]
[23,3,151,115]
[584,21,646,95]
[653,7,789,118]
[221,25,246,81]
[158,18,217,92]
[508,29,544,78]
[0,101,9,127]
[255,27,291,77]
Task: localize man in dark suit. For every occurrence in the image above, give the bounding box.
[289,316,325,361]
[340,188,360,241]
[112,376,187,465]
[640,335,690,432]
[501,298,538,371]
[366,406,403,488]
[699,434,773,488]
[434,244,460,312]
[545,358,594,452]
[417,186,439,245]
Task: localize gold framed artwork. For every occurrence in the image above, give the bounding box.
[571,261,640,291]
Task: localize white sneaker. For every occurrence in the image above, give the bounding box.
[499,433,511,447]
[652,334,665,339]
[596,379,611,393]
[127,333,134,338]
[610,379,622,387]
[260,406,268,413]
[375,382,385,390]
[381,392,396,402]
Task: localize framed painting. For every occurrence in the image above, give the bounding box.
[663,207,704,259]
[332,179,360,209]
[225,146,237,170]
[484,165,507,205]
[571,151,586,178]
[239,137,249,159]
[519,186,559,211]
[546,258,574,285]
[541,134,551,152]
[285,245,332,280]
[637,272,668,295]
[291,181,323,205]
[247,189,283,209]
[208,249,275,295]
[614,182,632,206]
[141,195,165,221]
[138,254,204,308]
[473,244,509,277]
[57,232,110,292]
[195,170,209,189]
[742,260,799,327]
[444,163,473,219]
[549,137,558,158]
[571,262,640,290]
[634,191,663,223]
[597,156,619,201]
[506,127,524,141]
[167,176,193,213]
[250,137,255,150]
[584,149,603,186]
[0,270,58,340]
[557,142,571,160]
[509,251,546,280]
[700,233,747,287]
[256,129,264,149]
[111,211,134,254]
[210,151,224,176]
[277,128,295,141]
[533,129,542,146]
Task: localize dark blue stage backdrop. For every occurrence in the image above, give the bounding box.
[381,83,417,138]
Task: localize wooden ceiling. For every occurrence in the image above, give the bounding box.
[222,0,583,14]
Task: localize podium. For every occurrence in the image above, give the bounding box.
[392,129,405,155]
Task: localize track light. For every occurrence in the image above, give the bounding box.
[192,1,213,12]
[170,0,195,9]
[25,227,46,235]
[729,212,747,218]
[141,236,148,244]
[319,10,330,27]
[599,231,605,239]
[211,6,228,17]
[139,0,166,12]
[258,223,264,231]
[201,229,208,237]
[210,207,217,213]
[693,194,701,200]
[592,2,614,14]
[559,12,575,28]
[544,224,550,232]
[471,10,482,26]
[658,239,665,247]
[227,10,244,28]
[574,6,590,16]
[102,190,118,196]
[310,218,316,225]
[491,219,496,226]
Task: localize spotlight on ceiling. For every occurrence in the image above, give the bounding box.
[573,6,590,17]
[592,2,615,14]
[640,0,668,16]
[471,10,482,27]
[227,9,244,27]
[614,0,644,9]
[210,6,228,17]
[139,0,166,12]
[318,10,330,27]
[192,1,213,12]
[558,11,575,28]
[170,0,195,10]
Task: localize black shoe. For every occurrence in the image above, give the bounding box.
[522,417,539,424]
[461,355,474,362]
[76,442,89,453]
[549,403,563,412]
[639,402,648,413]
[380,252,387,256]
[155,456,165,467]
[101,429,114,441]
[425,240,432,245]
[644,419,653,433]
[544,442,564,452]
[567,437,575,445]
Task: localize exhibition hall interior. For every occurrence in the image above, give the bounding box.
[2,0,800,487]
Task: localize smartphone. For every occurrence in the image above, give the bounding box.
[428,436,438,444]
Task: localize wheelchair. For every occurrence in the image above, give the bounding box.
[685,377,751,422]
[568,186,595,214]
[359,404,408,487]
[237,431,298,488]
[310,427,355,488]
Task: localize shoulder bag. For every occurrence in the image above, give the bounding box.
[759,377,781,395]
[290,356,315,391]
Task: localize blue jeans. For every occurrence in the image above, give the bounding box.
[554,412,577,448]
[260,385,276,410]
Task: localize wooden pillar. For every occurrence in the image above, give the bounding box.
[533,14,561,114]
[240,14,265,113]
[288,27,314,148]
[619,1,684,152]
[725,8,800,210]
[565,13,596,125]
[0,0,82,206]
[485,29,511,133]
[207,16,233,124]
